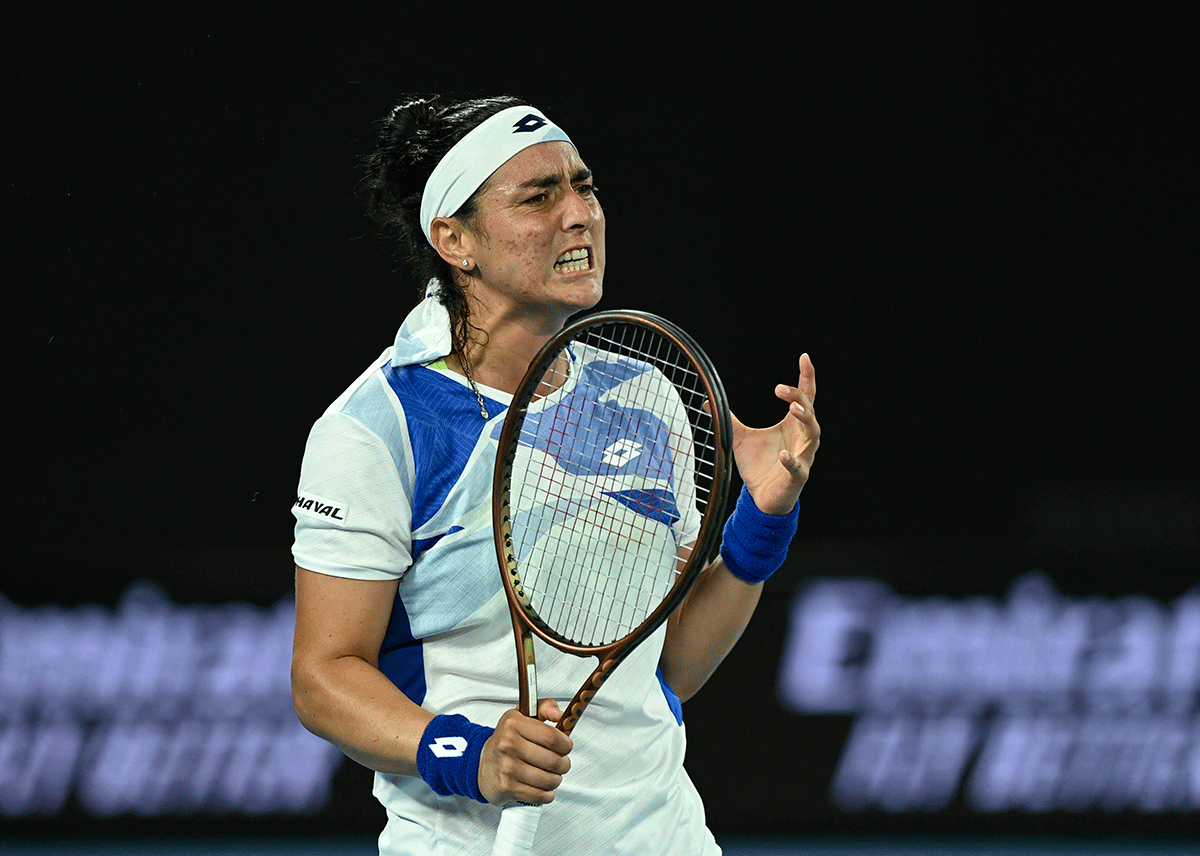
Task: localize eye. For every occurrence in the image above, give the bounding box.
[523,192,549,205]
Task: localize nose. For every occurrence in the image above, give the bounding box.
[561,187,596,231]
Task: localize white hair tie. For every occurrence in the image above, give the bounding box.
[419,105,573,247]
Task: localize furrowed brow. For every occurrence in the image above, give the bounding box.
[518,167,593,190]
[518,173,562,191]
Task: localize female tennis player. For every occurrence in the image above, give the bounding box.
[290,94,819,856]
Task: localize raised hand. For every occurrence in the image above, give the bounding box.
[729,354,820,516]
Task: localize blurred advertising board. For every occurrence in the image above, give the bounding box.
[3,530,1198,839]
[778,571,1200,815]
[0,582,342,821]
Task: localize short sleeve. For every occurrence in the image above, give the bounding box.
[291,410,414,581]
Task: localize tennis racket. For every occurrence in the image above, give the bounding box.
[489,310,732,855]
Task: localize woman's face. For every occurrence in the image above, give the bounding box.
[463,141,605,327]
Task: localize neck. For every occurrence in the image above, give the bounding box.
[454,292,573,396]
[458,327,557,396]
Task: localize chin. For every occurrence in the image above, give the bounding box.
[571,278,604,311]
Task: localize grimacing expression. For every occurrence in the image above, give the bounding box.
[465,141,605,324]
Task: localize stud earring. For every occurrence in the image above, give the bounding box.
[462,259,470,268]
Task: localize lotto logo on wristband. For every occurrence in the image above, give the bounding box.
[417,714,492,802]
[429,735,468,758]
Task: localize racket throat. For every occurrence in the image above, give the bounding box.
[559,657,620,735]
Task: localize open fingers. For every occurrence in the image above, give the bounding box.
[803,353,816,402]
[773,356,821,465]
[773,385,815,422]
[773,355,815,406]
[797,353,816,404]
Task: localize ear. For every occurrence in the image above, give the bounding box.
[429,216,477,270]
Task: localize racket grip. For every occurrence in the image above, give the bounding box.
[491,803,542,855]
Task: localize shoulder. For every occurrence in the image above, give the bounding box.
[301,349,418,486]
[311,350,452,457]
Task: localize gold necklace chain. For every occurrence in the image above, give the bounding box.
[457,348,571,420]
[457,352,490,419]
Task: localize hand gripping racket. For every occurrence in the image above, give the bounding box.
[490,310,732,855]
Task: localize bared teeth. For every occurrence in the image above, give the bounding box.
[555,249,590,271]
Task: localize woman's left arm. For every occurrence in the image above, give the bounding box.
[661,354,820,701]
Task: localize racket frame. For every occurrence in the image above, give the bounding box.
[492,309,733,733]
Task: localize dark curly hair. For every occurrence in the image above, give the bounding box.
[358,93,526,358]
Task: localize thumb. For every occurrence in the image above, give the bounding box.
[704,397,746,438]
[537,698,564,724]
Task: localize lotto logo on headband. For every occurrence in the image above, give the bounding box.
[420,104,573,246]
[513,114,548,133]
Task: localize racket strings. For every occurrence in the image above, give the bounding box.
[592,325,720,503]
[523,367,670,642]
[509,323,720,647]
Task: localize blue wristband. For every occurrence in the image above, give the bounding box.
[719,485,800,584]
[415,714,493,803]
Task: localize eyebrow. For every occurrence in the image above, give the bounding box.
[518,166,593,190]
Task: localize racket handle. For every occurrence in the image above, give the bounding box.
[491,803,542,855]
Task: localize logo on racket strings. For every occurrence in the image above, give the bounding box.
[601,438,643,467]
[428,736,468,758]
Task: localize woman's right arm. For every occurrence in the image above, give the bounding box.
[291,566,430,775]
[290,565,574,802]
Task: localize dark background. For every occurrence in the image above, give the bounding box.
[6,4,1196,556]
[3,2,1197,844]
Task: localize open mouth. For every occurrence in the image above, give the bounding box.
[554,248,591,273]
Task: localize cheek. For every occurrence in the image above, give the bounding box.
[507,228,554,269]
[593,219,607,262]
[488,230,533,263]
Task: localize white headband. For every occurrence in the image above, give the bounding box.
[419,105,573,247]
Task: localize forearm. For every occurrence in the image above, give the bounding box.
[660,556,763,702]
[660,478,804,701]
[292,652,431,776]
